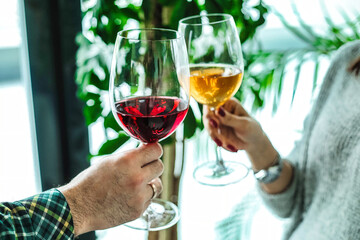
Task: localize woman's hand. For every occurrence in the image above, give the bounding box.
[203,98,294,194]
[203,98,278,170]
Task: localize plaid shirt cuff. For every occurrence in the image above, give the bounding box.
[0,188,75,239]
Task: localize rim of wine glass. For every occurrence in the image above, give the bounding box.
[179,13,233,26]
[117,28,183,41]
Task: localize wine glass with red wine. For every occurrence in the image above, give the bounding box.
[109,28,190,231]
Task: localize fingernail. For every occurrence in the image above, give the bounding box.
[227,144,237,152]
[214,138,223,147]
[210,119,218,128]
[218,107,226,117]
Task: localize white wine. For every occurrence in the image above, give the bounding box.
[190,64,243,108]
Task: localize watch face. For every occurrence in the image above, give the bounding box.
[254,156,283,183]
[254,169,267,180]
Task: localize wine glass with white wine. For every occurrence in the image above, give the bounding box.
[178,13,249,186]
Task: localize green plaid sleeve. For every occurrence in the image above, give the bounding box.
[0,189,75,239]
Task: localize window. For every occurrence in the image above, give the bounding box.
[0,0,40,202]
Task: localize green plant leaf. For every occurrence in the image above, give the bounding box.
[169,0,200,30]
[157,0,174,6]
[204,0,223,13]
[250,85,263,111]
[84,92,101,102]
[84,102,103,126]
[89,71,108,90]
[196,104,204,130]
[103,112,122,132]
[183,106,197,139]
[161,134,175,145]
[141,0,151,26]
[119,6,141,21]
[81,91,102,126]
[97,132,130,156]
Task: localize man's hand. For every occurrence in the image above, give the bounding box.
[58,143,164,236]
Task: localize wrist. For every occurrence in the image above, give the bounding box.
[247,138,278,171]
[253,153,283,183]
[58,185,89,236]
[260,160,294,194]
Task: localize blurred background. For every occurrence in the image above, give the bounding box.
[0,0,359,239]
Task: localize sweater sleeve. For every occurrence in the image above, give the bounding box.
[255,40,360,219]
[255,112,311,218]
[0,189,75,239]
[255,160,299,218]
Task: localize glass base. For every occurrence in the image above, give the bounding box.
[124,198,180,231]
[193,161,249,186]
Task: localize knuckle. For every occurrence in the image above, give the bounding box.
[243,119,255,133]
[154,159,164,172]
[141,143,163,159]
[128,174,145,188]
[231,97,241,105]
[116,151,135,167]
[223,113,232,122]
[237,119,250,134]
[122,156,133,167]
[153,143,163,158]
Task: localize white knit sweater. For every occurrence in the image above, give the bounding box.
[258,40,360,240]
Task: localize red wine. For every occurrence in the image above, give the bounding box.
[115,96,188,143]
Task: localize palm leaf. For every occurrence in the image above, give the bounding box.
[272,53,287,113]
[290,1,319,43]
[272,8,314,46]
[291,52,305,105]
[312,56,320,93]
[338,8,360,39]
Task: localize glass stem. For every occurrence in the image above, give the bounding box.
[210,107,228,176]
[146,202,154,231]
[146,207,151,231]
[213,145,228,176]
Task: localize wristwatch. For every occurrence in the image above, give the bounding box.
[253,154,283,184]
